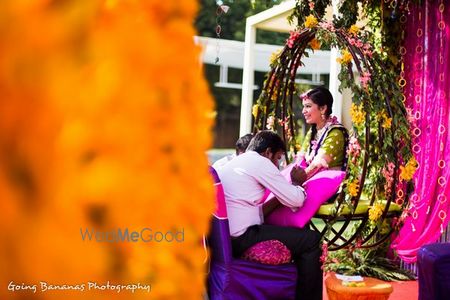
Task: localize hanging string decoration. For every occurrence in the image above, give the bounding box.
[214,3,230,64]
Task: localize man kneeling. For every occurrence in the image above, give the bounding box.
[217,130,323,300]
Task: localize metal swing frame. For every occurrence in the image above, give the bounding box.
[253,27,410,250]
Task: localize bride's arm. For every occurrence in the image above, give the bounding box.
[304,150,331,179]
[304,129,345,178]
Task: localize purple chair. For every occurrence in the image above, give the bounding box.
[207,167,297,300]
[418,242,450,300]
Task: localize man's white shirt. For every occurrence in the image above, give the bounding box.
[217,151,306,237]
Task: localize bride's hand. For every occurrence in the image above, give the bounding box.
[305,157,329,179]
[311,158,328,169]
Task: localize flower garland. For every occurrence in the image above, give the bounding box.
[289,0,416,67]
[304,116,341,164]
[0,1,214,299]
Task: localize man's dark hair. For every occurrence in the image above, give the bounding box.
[246,130,286,154]
[235,133,253,155]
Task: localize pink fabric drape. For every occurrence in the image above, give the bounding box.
[391,0,450,262]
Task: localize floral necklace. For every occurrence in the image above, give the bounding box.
[306,116,340,163]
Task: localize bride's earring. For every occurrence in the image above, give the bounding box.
[321,114,325,120]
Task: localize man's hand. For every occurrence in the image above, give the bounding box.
[290,165,307,186]
[262,197,282,217]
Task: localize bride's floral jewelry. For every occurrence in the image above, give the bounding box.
[300,90,312,99]
[316,116,338,139]
[305,115,340,164]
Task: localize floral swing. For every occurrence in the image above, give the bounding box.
[252,13,417,251]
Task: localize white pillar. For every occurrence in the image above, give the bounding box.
[329,48,342,122]
[239,21,256,136]
[219,65,228,84]
[329,0,343,122]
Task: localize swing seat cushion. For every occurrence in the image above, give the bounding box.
[265,170,346,228]
[315,200,402,217]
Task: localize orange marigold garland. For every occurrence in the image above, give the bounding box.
[0,1,214,299]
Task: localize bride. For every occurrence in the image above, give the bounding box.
[298,86,349,179]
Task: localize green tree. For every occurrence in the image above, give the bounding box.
[195,0,288,45]
[195,1,289,148]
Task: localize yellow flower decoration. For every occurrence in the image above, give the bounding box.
[267,78,282,101]
[309,38,321,50]
[270,49,282,65]
[349,24,360,35]
[369,203,385,222]
[382,116,392,129]
[304,14,318,28]
[252,104,259,118]
[378,111,392,129]
[400,156,418,181]
[350,103,366,126]
[0,0,214,298]
[347,179,360,197]
[344,281,366,287]
[336,49,353,64]
[270,84,279,101]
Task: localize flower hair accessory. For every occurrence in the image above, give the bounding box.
[300,89,312,100]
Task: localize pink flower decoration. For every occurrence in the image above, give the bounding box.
[329,116,339,125]
[290,68,296,76]
[309,1,315,10]
[300,90,310,99]
[347,136,361,162]
[382,162,395,195]
[360,71,371,89]
[406,107,415,124]
[319,21,335,32]
[320,242,328,265]
[348,38,356,46]
[287,30,300,48]
[363,43,372,51]
[363,49,373,58]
